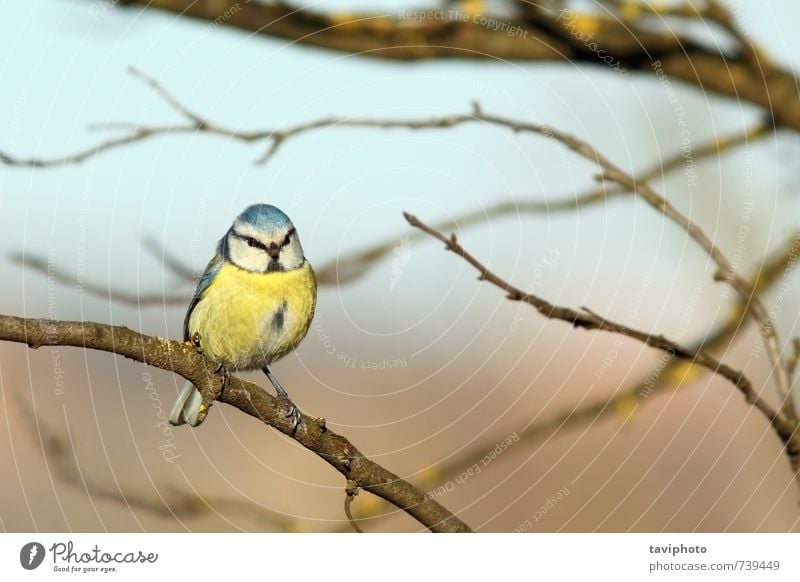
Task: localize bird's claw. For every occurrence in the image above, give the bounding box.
[281,397,301,434]
[262,367,301,434]
[214,364,230,395]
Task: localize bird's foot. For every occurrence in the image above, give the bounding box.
[262,367,302,435]
[214,363,230,395]
[278,393,302,435]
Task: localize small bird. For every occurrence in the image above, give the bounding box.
[169,204,317,430]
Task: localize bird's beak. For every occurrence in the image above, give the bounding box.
[267,247,281,260]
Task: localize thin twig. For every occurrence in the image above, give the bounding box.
[422,230,800,491]
[344,480,364,533]
[404,212,800,480]
[789,338,800,379]
[596,158,794,423]
[142,235,198,281]
[127,67,209,127]
[330,231,798,527]
[448,105,794,424]
[0,68,772,171]
[9,252,186,306]
[0,70,263,168]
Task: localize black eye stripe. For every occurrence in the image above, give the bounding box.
[281,227,296,247]
[233,231,268,251]
[232,229,294,251]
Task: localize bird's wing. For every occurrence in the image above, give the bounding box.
[183,252,224,341]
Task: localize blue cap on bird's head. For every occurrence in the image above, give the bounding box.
[236,204,293,232]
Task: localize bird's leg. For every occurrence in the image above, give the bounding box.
[262,366,301,434]
[214,363,230,395]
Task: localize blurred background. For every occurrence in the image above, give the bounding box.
[1,0,799,532]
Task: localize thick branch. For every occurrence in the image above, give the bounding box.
[108,1,800,131]
[0,314,471,533]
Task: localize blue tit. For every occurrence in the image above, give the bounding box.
[168,204,317,430]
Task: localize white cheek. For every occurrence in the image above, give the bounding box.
[229,239,268,272]
[281,240,305,270]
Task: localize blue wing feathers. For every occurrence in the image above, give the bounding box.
[183,252,223,341]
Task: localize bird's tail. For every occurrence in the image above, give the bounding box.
[169,381,206,427]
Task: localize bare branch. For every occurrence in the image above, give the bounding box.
[344,480,364,533]
[424,231,800,490]
[141,235,200,282]
[0,70,264,168]
[0,314,471,533]
[584,147,795,423]
[789,338,800,379]
[404,212,800,480]
[703,0,767,72]
[105,1,800,132]
[346,227,797,530]
[0,65,773,171]
[127,66,209,127]
[314,197,601,286]
[647,121,771,177]
[601,0,771,93]
[0,128,173,168]
[9,252,187,306]
[314,104,792,423]
[429,106,794,423]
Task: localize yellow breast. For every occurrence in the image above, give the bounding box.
[187,261,317,370]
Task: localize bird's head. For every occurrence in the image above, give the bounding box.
[222,204,306,273]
